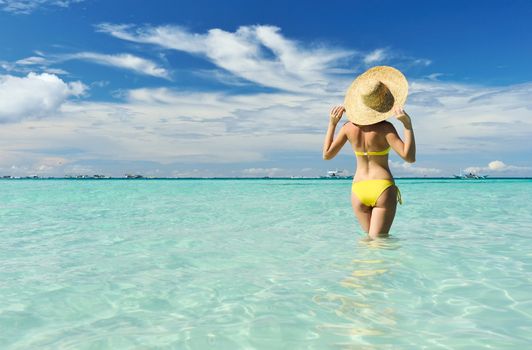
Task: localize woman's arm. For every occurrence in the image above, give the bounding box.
[323,105,348,160]
[385,107,416,163]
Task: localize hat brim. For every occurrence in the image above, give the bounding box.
[344,66,408,126]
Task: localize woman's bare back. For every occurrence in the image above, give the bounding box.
[344,121,394,182]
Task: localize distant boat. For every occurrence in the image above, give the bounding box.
[324,169,351,178]
[453,169,488,179]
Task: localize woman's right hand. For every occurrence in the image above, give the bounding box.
[329,105,345,125]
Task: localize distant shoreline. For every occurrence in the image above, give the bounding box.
[1,177,531,180]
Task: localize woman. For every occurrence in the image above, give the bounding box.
[322,66,416,240]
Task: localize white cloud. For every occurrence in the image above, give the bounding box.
[2,77,531,176]
[465,160,532,174]
[1,23,531,177]
[0,0,83,14]
[0,72,86,122]
[0,85,329,176]
[488,160,505,170]
[404,81,532,155]
[66,52,170,79]
[389,160,441,176]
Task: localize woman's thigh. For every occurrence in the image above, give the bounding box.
[368,185,398,238]
[351,192,372,233]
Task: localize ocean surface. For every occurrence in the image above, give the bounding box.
[1,178,531,349]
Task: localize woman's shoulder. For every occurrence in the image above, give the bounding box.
[342,121,357,132]
[343,121,362,130]
[343,121,364,133]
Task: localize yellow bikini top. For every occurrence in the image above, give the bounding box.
[354,146,391,156]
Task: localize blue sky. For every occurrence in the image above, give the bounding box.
[1,0,531,177]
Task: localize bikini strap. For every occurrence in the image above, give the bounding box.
[396,187,402,205]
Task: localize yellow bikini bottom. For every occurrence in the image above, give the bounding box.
[352,179,402,207]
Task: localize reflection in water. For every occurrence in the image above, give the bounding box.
[314,242,401,345]
[358,236,402,250]
[351,269,387,277]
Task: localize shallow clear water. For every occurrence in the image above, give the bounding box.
[1,179,531,349]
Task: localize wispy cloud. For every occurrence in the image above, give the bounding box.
[0,0,84,14]
[95,23,354,93]
[95,23,434,94]
[15,56,48,65]
[361,48,431,67]
[1,54,58,74]
[66,52,170,79]
[9,52,170,79]
[412,58,432,66]
[424,73,444,81]
[363,48,388,65]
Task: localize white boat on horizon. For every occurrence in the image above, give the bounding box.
[324,169,351,178]
[453,169,488,179]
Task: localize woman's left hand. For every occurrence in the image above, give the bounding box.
[329,105,345,125]
[394,106,411,125]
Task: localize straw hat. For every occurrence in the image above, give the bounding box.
[344,66,408,125]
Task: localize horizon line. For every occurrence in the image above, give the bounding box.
[1,176,531,180]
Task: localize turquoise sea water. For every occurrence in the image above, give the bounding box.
[1,179,531,349]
